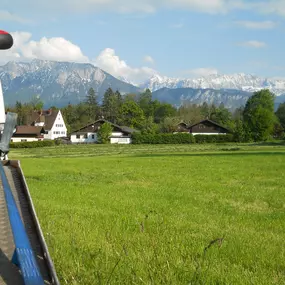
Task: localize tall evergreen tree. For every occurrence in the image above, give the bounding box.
[138,89,153,117]
[86,87,99,121]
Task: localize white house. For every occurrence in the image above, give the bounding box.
[11,126,45,142]
[29,109,67,140]
[70,119,137,144]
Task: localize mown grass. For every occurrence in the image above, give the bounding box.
[10,143,285,284]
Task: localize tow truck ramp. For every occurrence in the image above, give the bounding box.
[0,160,60,285]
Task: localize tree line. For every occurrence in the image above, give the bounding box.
[6,87,285,142]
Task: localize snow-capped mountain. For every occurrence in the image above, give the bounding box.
[141,73,285,96]
[0,59,141,107]
[1,59,284,109]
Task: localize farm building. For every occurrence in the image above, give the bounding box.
[176,119,231,135]
[28,109,67,140]
[70,119,138,144]
[11,109,67,142]
[11,126,45,142]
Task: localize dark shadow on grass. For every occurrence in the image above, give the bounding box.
[132,151,285,159]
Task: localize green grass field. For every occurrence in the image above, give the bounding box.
[9,143,285,284]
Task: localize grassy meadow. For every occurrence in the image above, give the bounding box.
[9,143,285,284]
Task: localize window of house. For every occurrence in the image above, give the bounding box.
[45,131,49,134]
[91,134,95,139]
[10,139,13,142]
[84,134,88,138]
[21,139,27,142]
[76,134,80,139]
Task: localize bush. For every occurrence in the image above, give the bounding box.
[10,140,56,148]
[194,134,234,144]
[132,133,195,144]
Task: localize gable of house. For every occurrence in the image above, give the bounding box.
[27,109,67,139]
[188,119,230,134]
[72,119,135,136]
[176,122,189,132]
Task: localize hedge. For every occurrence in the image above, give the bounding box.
[9,140,61,148]
[194,134,234,143]
[132,133,195,144]
[132,133,235,144]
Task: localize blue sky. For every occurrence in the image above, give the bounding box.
[1,0,285,83]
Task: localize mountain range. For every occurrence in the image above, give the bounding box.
[0,59,140,107]
[0,59,285,109]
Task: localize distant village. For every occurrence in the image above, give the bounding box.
[5,86,285,145]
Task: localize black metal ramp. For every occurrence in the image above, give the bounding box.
[0,160,59,285]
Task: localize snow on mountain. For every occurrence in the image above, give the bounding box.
[0,59,141,107]
[141,73,285,96]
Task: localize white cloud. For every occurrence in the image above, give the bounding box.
[254,0,285,17]
[238,40,267,48]
[94,48,157,83]
[183,67,219,77]
[0,32,89,64]
[144,55,154,64]
[1,32,157,84]
[0,10,32,24]
[235,20,276,29]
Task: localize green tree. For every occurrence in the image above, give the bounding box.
[153,101,176,123]
[86,87,99,121]
[120,100,145,129]
[232,119,246,142]
[177,104,201,125]
[212,103,232,127]
[97,122,113,144]
[141,116,159,134]
[138,89,153,117]
[15,101,25,125]
[30,95,44,110]
[275,102,285,130]
[243,89,277,141]
[160,117,181,133]
[102,88,116,121]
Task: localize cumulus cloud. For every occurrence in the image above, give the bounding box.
[94,48,157,83]
[0,32,156,84]
[0,32,89,64]
[144,55,154,64]
[183,67,219,77]
[0,10,32,24]
[234,20,276,29]
[238,40,267,48]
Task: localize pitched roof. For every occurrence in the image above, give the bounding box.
[28,109,59,130]
[13,126,45,135]
[72,119,138,134]
[187,119,231,132]
[120,126,139,134]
